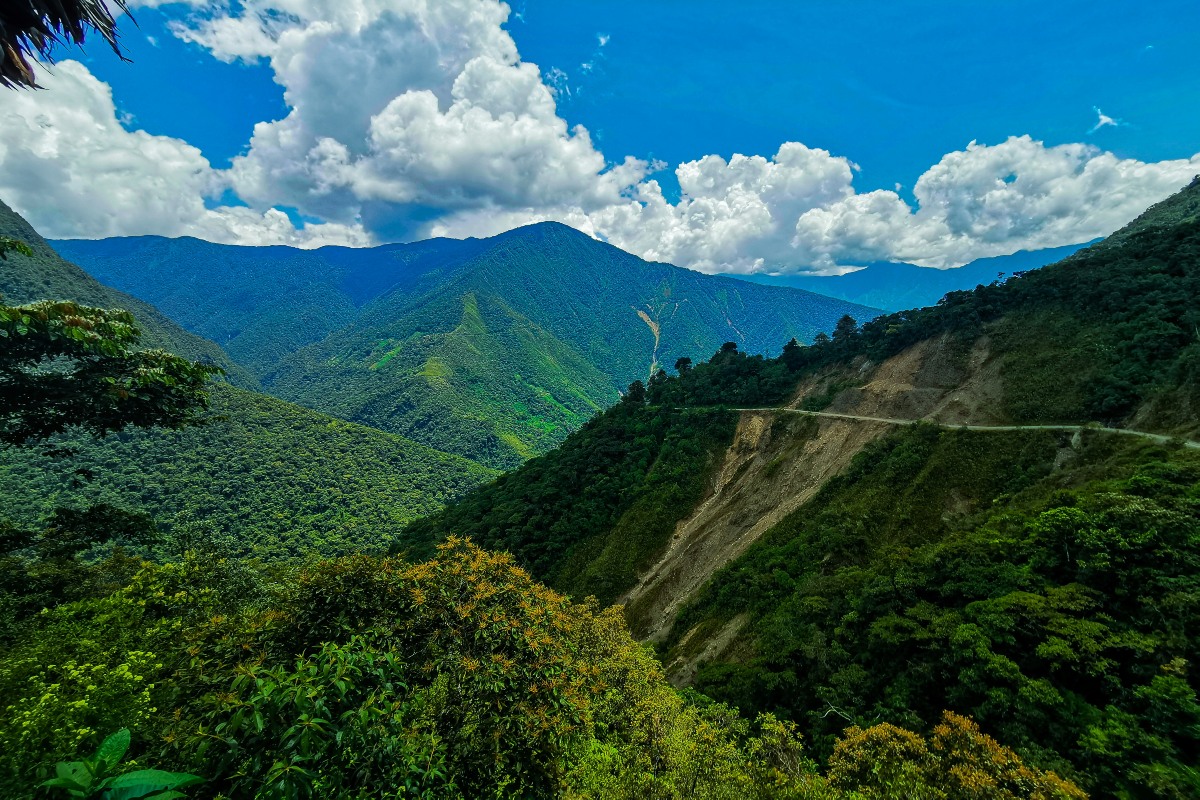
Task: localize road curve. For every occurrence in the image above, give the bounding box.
[723,407,1200,450]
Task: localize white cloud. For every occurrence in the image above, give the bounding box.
[0,61,366,247]
[152,0,643,240]
[2,1,1196,273]
[589,136,1200,272]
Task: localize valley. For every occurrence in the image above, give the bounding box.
[3,3,1197,798]
[4,174,1199,799]
[57,222,877,468]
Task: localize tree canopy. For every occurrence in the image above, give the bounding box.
[0,300,218,445]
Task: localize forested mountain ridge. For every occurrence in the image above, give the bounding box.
[266,222,879,468]
[406,178,1200,797]
[51,234,490,376]
[58,220,877,468]
[0,199,257,388]
[0,200,494,558]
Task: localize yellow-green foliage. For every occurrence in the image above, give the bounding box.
[0,539,1088,799]
[827,713,1086,800]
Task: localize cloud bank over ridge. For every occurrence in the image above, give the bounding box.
[2,0,1196,273]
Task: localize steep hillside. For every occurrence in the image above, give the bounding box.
[2,199,494,557]
[731,241,1093,312]
[264,222,876,467]
[59,221,875,468]
[52,235,488,375]
[406,178,1200,797]
[0,200,256,388]
[0,383,494,560]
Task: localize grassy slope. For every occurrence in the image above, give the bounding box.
[0,383,495,559]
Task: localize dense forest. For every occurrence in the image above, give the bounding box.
[0,384,494,560]
[3,177,1199,797]
[403,180,1200,798]
[60,220,876,468]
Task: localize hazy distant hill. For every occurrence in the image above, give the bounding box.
[729,242,1093,312]
[57,222,878,467]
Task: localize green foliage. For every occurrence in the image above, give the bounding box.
[0,504,156,639]
[42,729,202,800]
[0,200,255,388]
[0,236,34,259]
[397,403,737,606]
[0,300,220,444]
[0,384,495,560]
[676,426,1200,797]
[0,538,1084,800]
[826,712,1086,800]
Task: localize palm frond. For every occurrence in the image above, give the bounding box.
[0,0,133,89]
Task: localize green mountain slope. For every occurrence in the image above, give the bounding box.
[1,199,494,557]
[0,200,257,388]
[55,222,878,468]
[0,384,494,559]
[265,223,877,467]
[402,179,1200,797]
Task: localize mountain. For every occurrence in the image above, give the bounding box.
[1,199,494,555]
[56,222,879,468]
[51,234,491,376]
[0,383,494,559]
[728,241,1094,312]
[0,199,257,388]
[401,178,1200,796]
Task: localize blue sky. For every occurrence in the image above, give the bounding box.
[6,0,1198,272]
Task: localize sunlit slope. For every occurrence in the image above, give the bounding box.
[264,222,877,467]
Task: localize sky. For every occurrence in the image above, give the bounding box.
[0,0,1197,273]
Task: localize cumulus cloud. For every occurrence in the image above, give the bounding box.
[0,61,366,247]
[160,0,645,240]
[2,0,1196,271]
[590,136,1200,272]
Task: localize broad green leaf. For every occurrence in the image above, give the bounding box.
[104,769,204,789]
[95,728,131,767]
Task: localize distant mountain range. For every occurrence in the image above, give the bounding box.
[727,242,1095,312]
[55,223,878,468]
[0,200,492,554]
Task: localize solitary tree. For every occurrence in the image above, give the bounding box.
[674,356,692,374]
[781,337,804,371]
[623,379,647,404]
[1,0,131,89]
[832,314,859,344]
